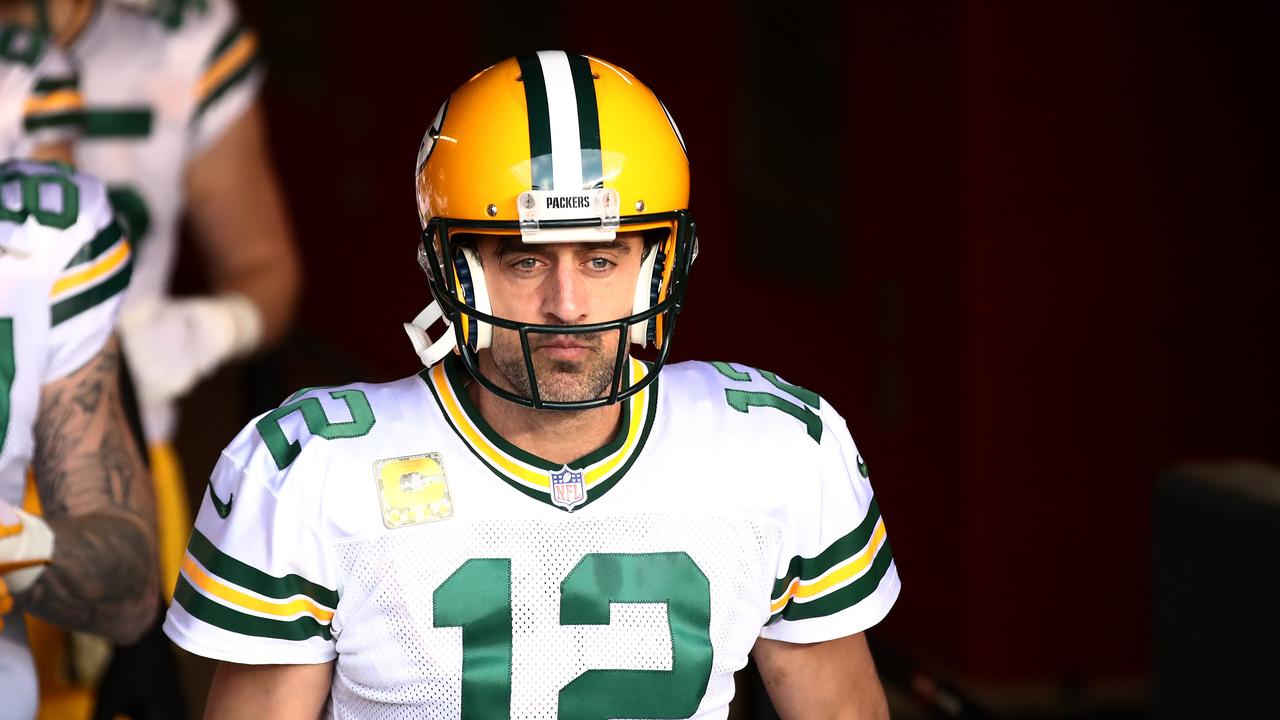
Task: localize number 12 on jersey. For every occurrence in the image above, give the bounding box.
[434,551,712,719]
[712,362,823,443]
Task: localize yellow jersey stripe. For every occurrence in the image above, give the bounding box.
[196,32,258,103]
[770,519,888,613]
[430,365,548,487]
[585,359,646,482]
[50,239,130,299]
[181,552,334,622]
[23,89,84,117]
[433,358,649,489]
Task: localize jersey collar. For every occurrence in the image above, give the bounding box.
[421,355,658,512]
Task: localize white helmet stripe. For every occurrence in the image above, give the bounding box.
[536,50,586,191]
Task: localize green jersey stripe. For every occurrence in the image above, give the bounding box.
[194,51,260,119]
[566,53,603,188]
[206,23,245,68]
[440,356,558,472]
[515,53,553,190]
[771,498,882,598]
[49,255,132,326]
[82,109,152,139]
[22,111,83,133]
[769,541,895,623]
[174,576,333,641]
[63,220,123,269]
[33,76,79,94]
[421,364,658,513]
[188,529,339,607]
[581,382,658,503]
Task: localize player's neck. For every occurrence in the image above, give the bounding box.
[468,374,623,467]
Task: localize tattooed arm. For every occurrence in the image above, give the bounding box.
[19,335,159,644]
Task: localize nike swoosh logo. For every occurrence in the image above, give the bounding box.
[209,485,234,519]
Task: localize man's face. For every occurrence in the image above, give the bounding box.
[472,232,645,404]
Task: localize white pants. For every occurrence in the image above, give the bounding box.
[0,618,37,720]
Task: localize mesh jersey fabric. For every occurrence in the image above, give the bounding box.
[164,359,900,718]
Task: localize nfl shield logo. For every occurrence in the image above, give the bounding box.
[550,466,586,511]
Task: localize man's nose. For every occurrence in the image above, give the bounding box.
[540,261,588,324]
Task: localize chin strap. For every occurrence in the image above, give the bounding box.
[403,302,457,367]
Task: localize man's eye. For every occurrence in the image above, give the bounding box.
[514,258,538,269]
[588,257,612,270]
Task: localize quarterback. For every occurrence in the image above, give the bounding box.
[0,160,157,719]
[165,52,900,719]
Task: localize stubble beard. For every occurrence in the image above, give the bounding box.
[489,331,620,404]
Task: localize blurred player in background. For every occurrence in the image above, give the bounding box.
[0,21,81,163]
[0,159,157,720]
[165,52,897,719]
[0,0,299,716]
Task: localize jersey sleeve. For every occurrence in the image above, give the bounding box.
[184,0,263,153]
[759,394,901,644]
[163,419,341,665]
[44,177,131,381]
[22,41,83,149]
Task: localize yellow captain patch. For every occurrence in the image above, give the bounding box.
[374,453,453,528]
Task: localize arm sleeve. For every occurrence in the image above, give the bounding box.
[185,0,263,154]
[45,179,130,381]
[21,42,83,149]
[759,401,901,644]
[163,435,340,665]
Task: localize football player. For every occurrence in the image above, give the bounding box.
[0,21,82,164]
[0,0,301,602]
[0,159,157,720]
[165,52,899,719]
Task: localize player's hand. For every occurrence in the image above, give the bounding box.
[118,294,262,405]
[0,499,55,626]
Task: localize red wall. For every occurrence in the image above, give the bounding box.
[222,0,1279,685]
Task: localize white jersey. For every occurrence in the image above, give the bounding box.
[164,357,901,719]
[0,159,132,720]
[0,24,83,157]
[68,0,262,440]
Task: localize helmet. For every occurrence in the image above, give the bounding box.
[405,50,697,411]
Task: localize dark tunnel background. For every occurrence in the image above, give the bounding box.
[166,2,1280,716]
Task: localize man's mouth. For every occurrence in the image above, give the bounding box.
[533,334,600,351]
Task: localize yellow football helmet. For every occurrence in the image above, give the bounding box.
[406,50,697,410]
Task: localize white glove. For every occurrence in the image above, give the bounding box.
[118,294,263,406]
[0,498,55,596]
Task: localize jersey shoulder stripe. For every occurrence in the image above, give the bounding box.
[194,20,259,119]
[23,73,82,135]
[172,526,337,642]
[767,497,893,623]
[24,80,83,131]
[663,359,898,628]
[50,219,132,326]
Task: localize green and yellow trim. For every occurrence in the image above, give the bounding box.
[173,528,338,641]
[194,23,259,118]
[767,498,896,623]
[22,75,83,134]
[49,220,132,326]
[421,355,658,511]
